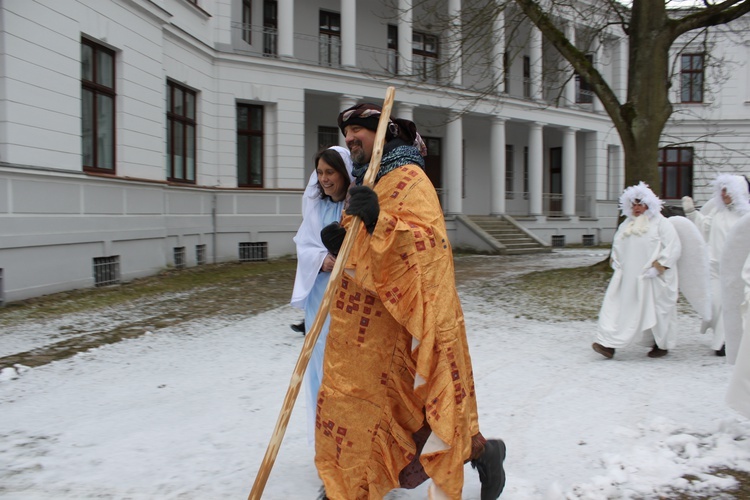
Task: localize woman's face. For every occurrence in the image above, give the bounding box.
[721,188,733,206]
[317,159,347,202]
[632,201,648,217]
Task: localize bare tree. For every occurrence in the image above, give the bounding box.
[389,0,750,193]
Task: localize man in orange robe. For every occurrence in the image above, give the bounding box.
[315,103,505,500]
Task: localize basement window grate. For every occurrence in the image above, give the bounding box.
[551,235,566,248]
[582,234,596,247]
[239,242,268,262]
[196,244,206,265]
[174,247,186,269]
[93,256,120,287]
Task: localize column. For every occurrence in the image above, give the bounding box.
[445,113,463,214]
[562,127,578,217]
[278,0,294,59]
[492,8,506,93]
[397,102,415,122]
[490,117,507,215]
[530,26,542,100]
[448,0,462,87]
[528,122,543,216]
[398,0,413,76]
[592,39,603,112]
[564,22,576,106]
[615,37,628,102]
[341,0,356,67]
[338,95,360,147]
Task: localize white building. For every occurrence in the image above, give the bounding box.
[0,0,748,303]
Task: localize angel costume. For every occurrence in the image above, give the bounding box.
[685,173,750,351]
[726,252,750,418]
[596,183,682,354]
[290,145,354,442]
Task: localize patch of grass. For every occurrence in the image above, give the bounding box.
[0,259,298,323]
[653,469,750,499]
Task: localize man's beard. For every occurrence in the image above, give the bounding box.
[349,141,368,165]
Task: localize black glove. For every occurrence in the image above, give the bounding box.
[346,186,380,234]
[321,222,346,256]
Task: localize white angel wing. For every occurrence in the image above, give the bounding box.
[720,213,750,365]
[670,215,712,321]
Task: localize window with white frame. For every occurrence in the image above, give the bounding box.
[237,104,264,187]
[319,10,341,67]
[413,30,438,82]
[680,53,704,103]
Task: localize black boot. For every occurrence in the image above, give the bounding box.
[290,320,305,334]
[471,439,506,499]
[716,344,726,357]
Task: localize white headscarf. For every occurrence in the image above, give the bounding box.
[290,146,354,309]
[712,173,750,215]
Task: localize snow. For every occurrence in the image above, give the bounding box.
[1,249,749,499]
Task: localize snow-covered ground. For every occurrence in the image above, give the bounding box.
[1,249,748,499]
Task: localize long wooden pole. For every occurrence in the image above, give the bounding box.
[247,86,396,500]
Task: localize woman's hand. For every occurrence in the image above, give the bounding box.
[321,253,336,273]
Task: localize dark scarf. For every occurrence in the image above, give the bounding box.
[352,141,425,186]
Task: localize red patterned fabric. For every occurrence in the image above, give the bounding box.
[315,165,480,499]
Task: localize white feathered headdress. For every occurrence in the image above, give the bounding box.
[619,182,663,219]
[712,173,750,215]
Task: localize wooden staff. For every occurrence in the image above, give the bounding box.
[248,86,396,500]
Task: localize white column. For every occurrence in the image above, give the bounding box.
[445,113,463,214]
[528,122,543,216]
[341,0,356,67]
[398,0,413,76]
[448,0,463,87]
[278,0,294,59]
[338,95,360,147]
[562,127,578,217]
[592,38,603,112]
[530,26,543,101]
[397,102,415,122]
[564,22,576,106]
[616,37,628,103]
[490,117,507,215]
[492,8,506,93]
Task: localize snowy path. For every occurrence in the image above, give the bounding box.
[1,250,749,499]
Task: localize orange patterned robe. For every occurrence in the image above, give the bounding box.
[315,164,480,499]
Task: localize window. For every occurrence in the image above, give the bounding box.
[505,145,514,199]
[576,54,594,104]
[237,104,264,187]
[239,242,268,262]
[318,126,339,149]
[93,256,120,287]
[196,244,207,265]
[167,81,197,183]
[658,147,693,199]
[413,30,438,82]
[680,54,704,103]
[319,11,341,67]
[263,0,277,57]
[81,38,115,172]
[174,247,186,269]
[388,24,398,74]
[523,56,531,98]
[242,0,252,44]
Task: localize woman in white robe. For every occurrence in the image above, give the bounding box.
[290,145,354,442]
[726,253,750,418]
[595,182,682,359]
[683,173,750,355]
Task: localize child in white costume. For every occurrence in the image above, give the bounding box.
[594,182,682,359]
[683,173,750,355]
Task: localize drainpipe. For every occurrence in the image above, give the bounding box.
[212,192,217,264]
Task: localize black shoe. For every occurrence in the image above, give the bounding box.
[716,344,726,357]
[316,485,328,500]
[647,345,668,358]
[592,342,615,359]
[290,321,305,334]
[471,439,506,499]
